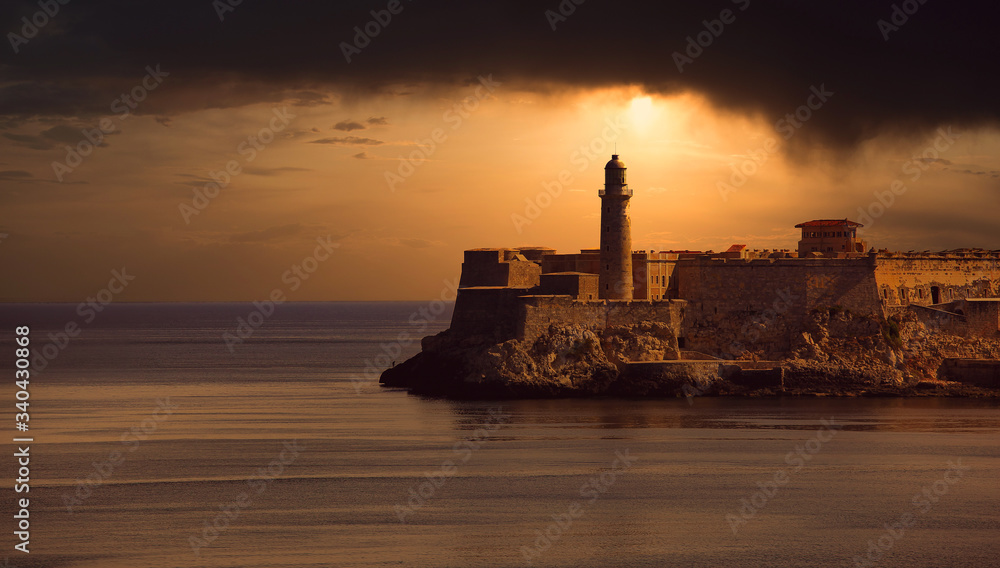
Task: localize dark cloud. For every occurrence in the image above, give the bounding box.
[175,174,214,188]
[2,124,101,150]
[0,169,87,184]
[310,136,383,146]
[333,120,366,131]
[3,132,53,150]
[367,116,389,126]
[0,1,998,151]
[41,124,94,145]
[352,152,371,159]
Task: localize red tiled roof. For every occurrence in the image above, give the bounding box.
[725,244,747,252]
[794,219,863,228]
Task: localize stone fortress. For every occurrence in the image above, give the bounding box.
[382,154,1000,397]
[455,154,1000,353]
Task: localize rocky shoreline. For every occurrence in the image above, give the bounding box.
[379,310,1000,399]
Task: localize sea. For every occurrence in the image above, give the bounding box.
[0,302,998,568]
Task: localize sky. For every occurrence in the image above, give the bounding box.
[1,0,998,301]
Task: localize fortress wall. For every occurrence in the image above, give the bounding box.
[677,257,882,319]
[964,300,1000,337]
[450,287,533,341]
[518,296,609,342]
[459,249,511,288]
[459,251,541,288]
[507,261,542,288]
[675,257,881,355]
[907,305,969,336]
[939,358,1000,388]
[873,255,1000,306]
[517,296,685,343]
[450,250,1000,357]
[538,273,599,299]
[606,300,684,331]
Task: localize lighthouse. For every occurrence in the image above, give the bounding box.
[599,154,633,300]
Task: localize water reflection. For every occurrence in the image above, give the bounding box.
[444,397,1000,433]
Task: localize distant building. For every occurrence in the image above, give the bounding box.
[795,219,867,257]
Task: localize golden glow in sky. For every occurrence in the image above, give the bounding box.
[629,96,658,133]
[1,85,999,301]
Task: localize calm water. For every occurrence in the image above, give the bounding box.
[1,303,998,568]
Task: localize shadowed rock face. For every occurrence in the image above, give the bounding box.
[380,325,619,399]
[381,312,1000,399]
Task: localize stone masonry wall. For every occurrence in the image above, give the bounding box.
[675,257,882,355]
[874,254,1000,307]
[450,287,534,341]
[677,257,882,320]
[517,296,685,343]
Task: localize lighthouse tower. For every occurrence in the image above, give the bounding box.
[599,154,633,300]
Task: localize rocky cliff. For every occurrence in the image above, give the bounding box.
[379,309,1000,399]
